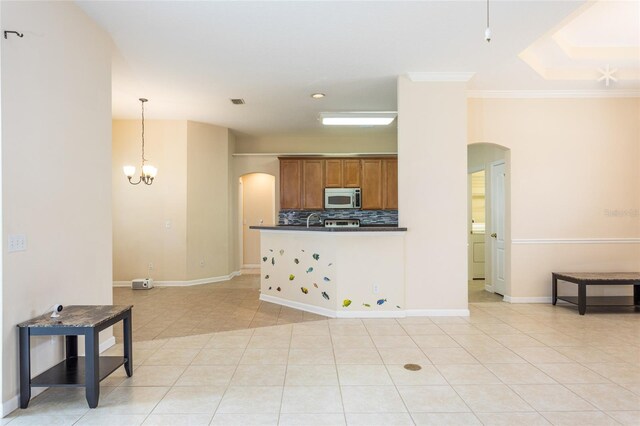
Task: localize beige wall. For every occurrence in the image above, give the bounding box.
[113,120,237,283]
[113,120,188,281]
[241,174,276,266]
[2,1,113,408]
[398,76,469,312]
[235,132,397,154]
[468,98,640,298]
[186,121,232,280]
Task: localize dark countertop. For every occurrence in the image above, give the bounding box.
[250,225,407,232]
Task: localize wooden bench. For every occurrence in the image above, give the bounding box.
[552,272,640,315]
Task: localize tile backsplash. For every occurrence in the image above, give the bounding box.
[279,209,398,226]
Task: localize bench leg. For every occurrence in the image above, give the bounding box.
[634,284,639,306]
[85,330,100,408]
[552,275,558,305]
[123,310,133,377]
[578,283,587,315]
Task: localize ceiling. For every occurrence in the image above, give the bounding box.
[76,1,638,138]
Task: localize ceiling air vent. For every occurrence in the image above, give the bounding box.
[230,98,245,105]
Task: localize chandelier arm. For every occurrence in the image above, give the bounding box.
[127,176,142,185]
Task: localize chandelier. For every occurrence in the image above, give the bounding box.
[123,98,157,185]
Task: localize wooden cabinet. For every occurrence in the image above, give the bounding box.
[279,159,301,209]
[324,159,342,188]
[302,159,324,209]
[343,160,361,187]
[279,156,396,211]
[361,159,383,210]
[382,159,398,210]
[324,159,361,188]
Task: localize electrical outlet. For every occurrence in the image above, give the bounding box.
[200,259,205,267]
[165,220,172,229]
[148,263,154,270]
[8,234,27,252]
[373,284,380,294]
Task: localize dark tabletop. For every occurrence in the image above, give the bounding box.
[554,272,640,281]
[17,305,133,328]
[250,225,407,232]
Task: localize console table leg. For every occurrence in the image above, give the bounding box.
[19,327,31,409]
[552,275,558,305]
[123,310,133,377]
[578,283,587,315]
[85,330,100,408]
[634,284,640,306]
[65,335,78,359]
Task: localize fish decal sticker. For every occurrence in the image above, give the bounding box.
[313,283,318,288]
[268,286,272,290]
[342,299,352,307]
[396,305,402,309]
[306,267,313,273]
[277,287,281,292]
[362,303,371,308]
[271,257,275,265]
[322,292,330,300]
[323,277,331,282]
[301,287,308,294]
[289,274,295,281]
[312,253,320,261]
[376,299,387,305]
[265,275,270,279]
[328,263,333,267]
[279,249,284,256]
[294,258,299,264]
[262,257,267,262]
[269,249,273,252]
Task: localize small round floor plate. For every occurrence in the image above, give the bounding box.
[403,363,422,371]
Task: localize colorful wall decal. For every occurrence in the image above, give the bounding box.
[271,257,275,265]
[277,287,281,291]
[376,299,387,305]
[324,277,331,282]
[313,283,318,288]
[342,299,352,307]
[262,257,267,262]
[322,292,330,300]
[265,275,270,279]
[294,258,299,264]
[363,303,371,307]
[289,274,295,281]
[306,267,313,273]
[279,249,284,255]
[301,287,308,294]
[312,253,320,260]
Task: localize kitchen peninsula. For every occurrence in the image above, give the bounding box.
[251,225,407,317]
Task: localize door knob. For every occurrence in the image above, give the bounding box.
[490,233,497,238]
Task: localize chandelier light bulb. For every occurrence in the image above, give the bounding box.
[485,27,492,43]
[123,165,136,178]
[142,164,157,178]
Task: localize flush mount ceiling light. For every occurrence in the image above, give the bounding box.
[311,93,326,99]
[319,112,397,126]
[123,98,157,185]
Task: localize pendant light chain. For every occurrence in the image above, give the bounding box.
[141,98,147,167]
[123,98,156,185]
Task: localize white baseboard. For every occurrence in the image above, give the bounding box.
[337,310,407,318]
[405,309,471,317]
[2,335,118,417]
[242,264,260,269]
[113,271,241,287]
[259,294,336,318]
[503,296,552,303]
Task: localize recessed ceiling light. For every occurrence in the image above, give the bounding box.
[319,112,397,126]
[311,93,325,99]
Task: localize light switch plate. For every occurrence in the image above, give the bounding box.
[8,234,27,252]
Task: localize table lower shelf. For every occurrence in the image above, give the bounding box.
[31,356,126,387]
[557,296,638,307]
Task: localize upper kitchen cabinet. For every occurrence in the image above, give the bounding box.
[325,159,361,188]
[302,159,324,209]
[361,159,383,210]
[382,158,398,210]
[279,159,302,209]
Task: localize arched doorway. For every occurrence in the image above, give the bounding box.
[239,173,276,273]
[467,143,511,302]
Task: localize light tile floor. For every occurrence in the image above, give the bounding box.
[6,278,640,425]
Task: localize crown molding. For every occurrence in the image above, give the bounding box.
[467,89,640,99]
[407,72,476,82]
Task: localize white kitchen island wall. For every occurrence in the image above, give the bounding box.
[257,229,406,317]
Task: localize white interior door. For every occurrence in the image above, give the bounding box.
[490,161,506,295]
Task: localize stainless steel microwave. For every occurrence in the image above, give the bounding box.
[325,188,361,209]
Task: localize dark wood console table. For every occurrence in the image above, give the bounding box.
[552,272,640,315]
[17,305,133,408]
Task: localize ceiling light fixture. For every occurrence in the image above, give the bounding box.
[485,0,491,42]
[311,93,326,99]
[319,112,397,126]
[123,98,157,185]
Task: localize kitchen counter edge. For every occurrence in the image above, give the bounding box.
[250,225,407,232]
